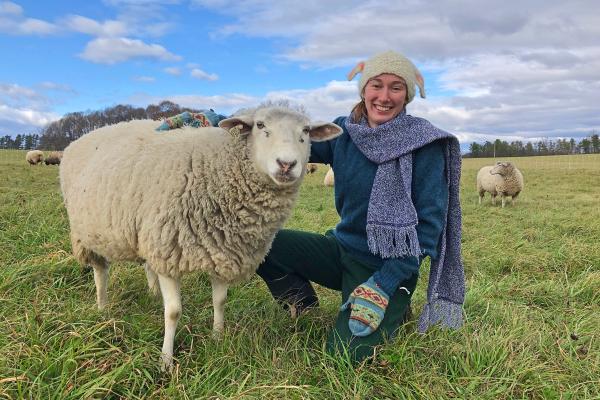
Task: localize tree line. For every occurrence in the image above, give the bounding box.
[465,134,599,158]
[0,134,41,150]
[1,100,598,156]
[0,100,203,151]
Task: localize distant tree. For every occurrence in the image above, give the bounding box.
[469,142,482,157]
[578,138,591,154]
[569,138,576,154]
[591,132,599,154]
[525,142,534,156]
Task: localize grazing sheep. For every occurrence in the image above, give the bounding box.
[477,161,524,207]
[44,151,63,165]
[306,163,319,174]
[60,107,342,370]
[25,150,44,165]
[323,166,334,187]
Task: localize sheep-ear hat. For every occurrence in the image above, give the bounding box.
[347,50,426,103]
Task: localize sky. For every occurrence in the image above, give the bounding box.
[1,0,599,148]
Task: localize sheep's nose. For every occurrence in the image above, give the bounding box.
[276,158,297,174]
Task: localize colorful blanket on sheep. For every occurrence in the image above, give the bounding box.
[155,110,226,131]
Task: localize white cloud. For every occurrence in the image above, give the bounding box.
[0,1,58,35]
[64,15,128,37]
[0,83,40,102]
[0,82,61,135]
[133,76,156,82]
[0,1,22,15]
[0,104,59,128]
[37,82,76,93]
[164,67,181,75]
[79,37,181,64]
[190,68,219,81]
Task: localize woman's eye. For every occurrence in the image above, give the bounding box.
[256,121,265,129]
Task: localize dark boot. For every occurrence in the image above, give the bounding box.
[257,269,319,316]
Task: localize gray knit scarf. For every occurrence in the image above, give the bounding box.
[345,111,465,332]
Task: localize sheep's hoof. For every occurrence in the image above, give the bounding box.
[289,304,298,320]
[160,354,174,373]
[211,327,224,340]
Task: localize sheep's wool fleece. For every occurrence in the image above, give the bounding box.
[477,165,523,196]
[60,120,300,283]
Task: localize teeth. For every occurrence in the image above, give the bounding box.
[375,105,391,111]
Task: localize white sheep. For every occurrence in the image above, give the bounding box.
[44,151,63,165]
[25,150,44,165]
[306,162,319,174]
[323,166,334,187]
[59,107,342,370]
[477,161,524,207]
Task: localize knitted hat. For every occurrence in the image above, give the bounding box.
[347,51,426,103]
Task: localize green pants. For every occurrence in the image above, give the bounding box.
[256,229,418,362]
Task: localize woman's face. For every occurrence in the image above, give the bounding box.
[363,74,407,128]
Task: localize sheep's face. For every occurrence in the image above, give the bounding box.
[491,161,513,176]
[219,108,342,187]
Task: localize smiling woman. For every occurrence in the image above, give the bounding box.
[256,50,467,363]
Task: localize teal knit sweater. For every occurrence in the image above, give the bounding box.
[310,116,448,295]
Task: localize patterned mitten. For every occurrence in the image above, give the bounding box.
[156,111,213,131]
[340,277,389,337]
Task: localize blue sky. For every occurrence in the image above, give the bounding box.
[1,0,599,146]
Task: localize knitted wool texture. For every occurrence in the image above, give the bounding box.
[344,111,465,333]
[341,276,390,337]
[348,50,426,104]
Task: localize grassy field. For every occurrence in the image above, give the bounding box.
[1,149,598,399]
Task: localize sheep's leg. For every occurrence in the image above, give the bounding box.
[501,195,506,208]
[491,194,497,206]
[211,278,228,335]
[91,259,110,310]
[478,192,484,205]
[144,263,160,297]
[512,192,520,205]
[158,274,181,372]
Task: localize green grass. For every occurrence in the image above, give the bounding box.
[1,150,598,399]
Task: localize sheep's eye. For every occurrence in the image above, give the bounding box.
[302,127,310,134]
[256,121,265,129]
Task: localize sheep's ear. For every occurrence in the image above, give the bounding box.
[308,122,343,142]
[218,116,253,136]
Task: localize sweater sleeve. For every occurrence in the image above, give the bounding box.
[373,139,449,295]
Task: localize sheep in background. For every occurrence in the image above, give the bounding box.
[323,166,334,187]
[44,151,63,165]
[25,150,44,165]
[60,106,342,371]
[477,161,524,207]
[306,163,319,174]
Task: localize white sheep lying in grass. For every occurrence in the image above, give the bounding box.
[477,161,524,207]
[60,106,342,370]
[26,150,44,165]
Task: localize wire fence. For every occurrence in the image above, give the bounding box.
[462,154,600,172]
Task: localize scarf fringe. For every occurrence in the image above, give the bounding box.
[366,224,421,258]
[417,298,463,333]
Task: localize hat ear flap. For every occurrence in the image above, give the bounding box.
[347,61,365,81]
[415,69,426,98]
